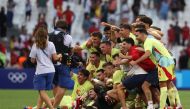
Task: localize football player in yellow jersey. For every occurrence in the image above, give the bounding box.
[86,52,105,78]
[130,27,179,109]
[58,69,93,108]
[96,69,106,84]
[135,15,163,40]
[134,22,182,108]
[100,41,120,62]
[119,23,139,45]
[71,69,93,100]
[73,31,102,53]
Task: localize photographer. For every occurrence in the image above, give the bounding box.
[49,19,73,108]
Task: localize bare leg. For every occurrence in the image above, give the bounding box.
[53,86,66,108]
[39,90,54,109]
[53,86,58,97]
[36,95,43,109]
[117,83,128,109]
[107,89,119,101]
[150,87,160,103]
[142,81,153,103]
[150,87,160,108]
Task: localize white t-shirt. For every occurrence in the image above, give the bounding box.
[127,65,147,76]
[53,30,73,47]
[29,41,56,75]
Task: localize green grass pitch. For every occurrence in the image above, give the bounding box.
[0,90,189,109]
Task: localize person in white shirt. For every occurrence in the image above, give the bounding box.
[30,26,62,109]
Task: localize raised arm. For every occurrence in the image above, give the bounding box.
[129,50,151,66]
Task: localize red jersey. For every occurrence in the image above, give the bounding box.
[57,9,63,19]
[0,43,6,54]
[128,46,156,72]
[63,10,74,25]
[186,46,190,57]
[167,28,175,42]
[53,0,62,9]
[182,26,190,40]
[88,26,99,34]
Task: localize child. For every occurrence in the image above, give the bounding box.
[29,26,62,109]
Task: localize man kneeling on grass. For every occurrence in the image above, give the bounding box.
[42,69,93,109]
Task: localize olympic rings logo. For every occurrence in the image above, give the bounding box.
[8,72,27,83]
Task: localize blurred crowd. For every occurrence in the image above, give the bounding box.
[0,0,189,69]
[167,21,190,69]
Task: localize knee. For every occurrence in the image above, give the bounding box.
[117,83,124,91]
[59,89,65,95]
[159,81,167,88]
[56,88,65,96]
[141,82,149,91]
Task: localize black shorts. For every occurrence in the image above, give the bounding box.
[53,64,74,89]
[145,68,159,87]
[122,74,147,90]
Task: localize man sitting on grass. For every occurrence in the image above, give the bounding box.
[42,69,93,109]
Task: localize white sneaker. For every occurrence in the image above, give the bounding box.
[147,105,154,109]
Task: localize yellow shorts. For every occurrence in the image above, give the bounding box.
[59,96,73,108]
[158,64,176,82]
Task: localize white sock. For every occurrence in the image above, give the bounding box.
[148,101,153,107]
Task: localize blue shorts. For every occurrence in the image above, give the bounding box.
[33,73,54,90]
[53,64,74,89]
[122,74,147,90]
[146,69,159,87]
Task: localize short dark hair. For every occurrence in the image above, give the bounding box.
[120,23,132,31]
[104,26,111,32]
[79,69,90,78]
[96,69,104,73]
[122,38,135,46]
[135,28,148,35]
[102,62,113,68]
[91,52,100,57]
[101,41,111,46]
[134,23,148,35]
[91,31,102,40]
[139,16,153,26]
[84,12,89,18]
[112,53,119,59]
[66,5,70,9]
[134,23,146,29]
[136,14,146,19]
[169,24,173,28]
[55,20,68,30]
